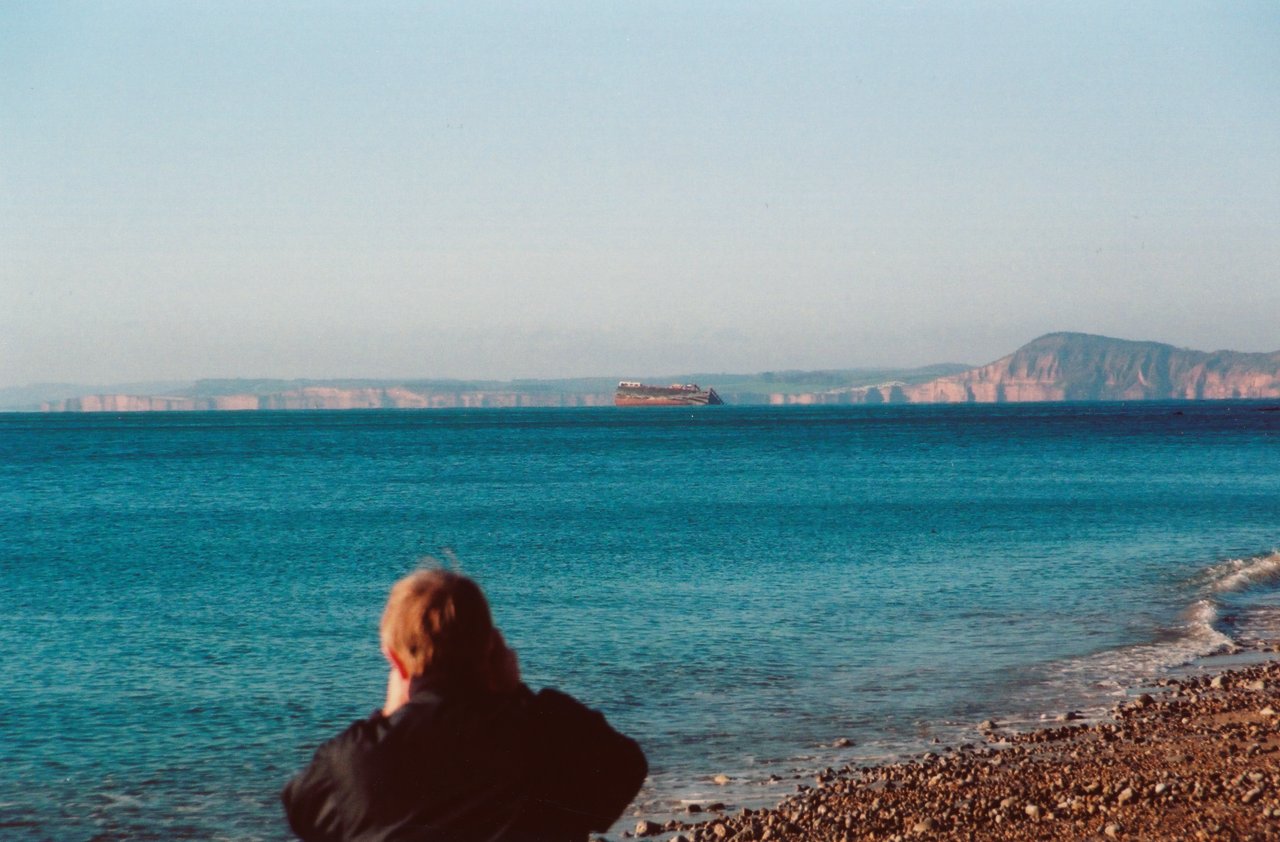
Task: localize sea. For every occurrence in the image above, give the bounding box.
[2,402,1279,840]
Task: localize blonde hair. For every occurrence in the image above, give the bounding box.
[380,568,495,679]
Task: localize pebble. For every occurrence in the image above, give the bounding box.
[634,820,661,837]
[713,774,731,786]
[627,659,1280,842]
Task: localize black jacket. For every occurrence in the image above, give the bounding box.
[282,679,647,842]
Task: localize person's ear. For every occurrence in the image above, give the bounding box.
[384,646,410,681]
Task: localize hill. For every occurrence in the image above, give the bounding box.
[896,333,1280,403]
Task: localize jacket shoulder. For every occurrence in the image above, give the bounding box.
[525,689,648,832]
[281,713,386,841]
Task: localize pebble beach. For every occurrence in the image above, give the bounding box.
[628,657,1280,842]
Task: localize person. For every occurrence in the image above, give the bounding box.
[282,568,647,842]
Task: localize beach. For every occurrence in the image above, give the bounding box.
[3,406,1278,840]
[637,656,1280,841]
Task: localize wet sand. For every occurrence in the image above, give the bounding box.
[627,658,1280,841]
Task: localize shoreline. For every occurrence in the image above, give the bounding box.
[624,654,1280,841]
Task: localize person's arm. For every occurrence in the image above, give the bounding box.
[529,689,649,831]
[281,743,343,842]
[281,720,378,842]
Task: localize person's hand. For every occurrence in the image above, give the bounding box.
[485,631,521,694]
[382,664,410,717]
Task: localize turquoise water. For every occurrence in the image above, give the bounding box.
[2,403,1278,839]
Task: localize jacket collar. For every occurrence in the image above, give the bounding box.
[408,671,481,700]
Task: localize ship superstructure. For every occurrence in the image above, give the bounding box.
[614,381,724,406]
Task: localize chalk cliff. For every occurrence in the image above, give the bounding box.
[31,334,1280,411]
[42,388,615,412]
[762,334,1280,405]
[889,333,1280,403]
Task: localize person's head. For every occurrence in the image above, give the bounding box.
[380,568,496,683]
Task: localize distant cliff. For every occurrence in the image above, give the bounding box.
[42,387,616,412]
[28,334,1280,411]
[861,334,1280,404]
[29,368,963,411]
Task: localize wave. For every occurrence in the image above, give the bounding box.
[1203,550,1280,594]
[635,549,1280,821]
[1079,552,1280,679]
[1178,597,1234,653]
[1009,552,1279,726]
[1044,602,1231,704]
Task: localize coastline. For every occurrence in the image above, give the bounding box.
[5,407,1276,840]
[628,654,1280,841]
[621,548,1280,838]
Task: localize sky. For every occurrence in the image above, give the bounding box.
[3,2,1278,386]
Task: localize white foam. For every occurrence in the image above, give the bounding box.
[100,792,145,809]
[1007,592,1239,728]
[1205,550,1280,594]
[635,550,1280,825]
[1008,553,1280,727]
[1181,598,1233,651]
[1228,605,1280,647]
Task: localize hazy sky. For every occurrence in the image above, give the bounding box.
[3,2,1278,386]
